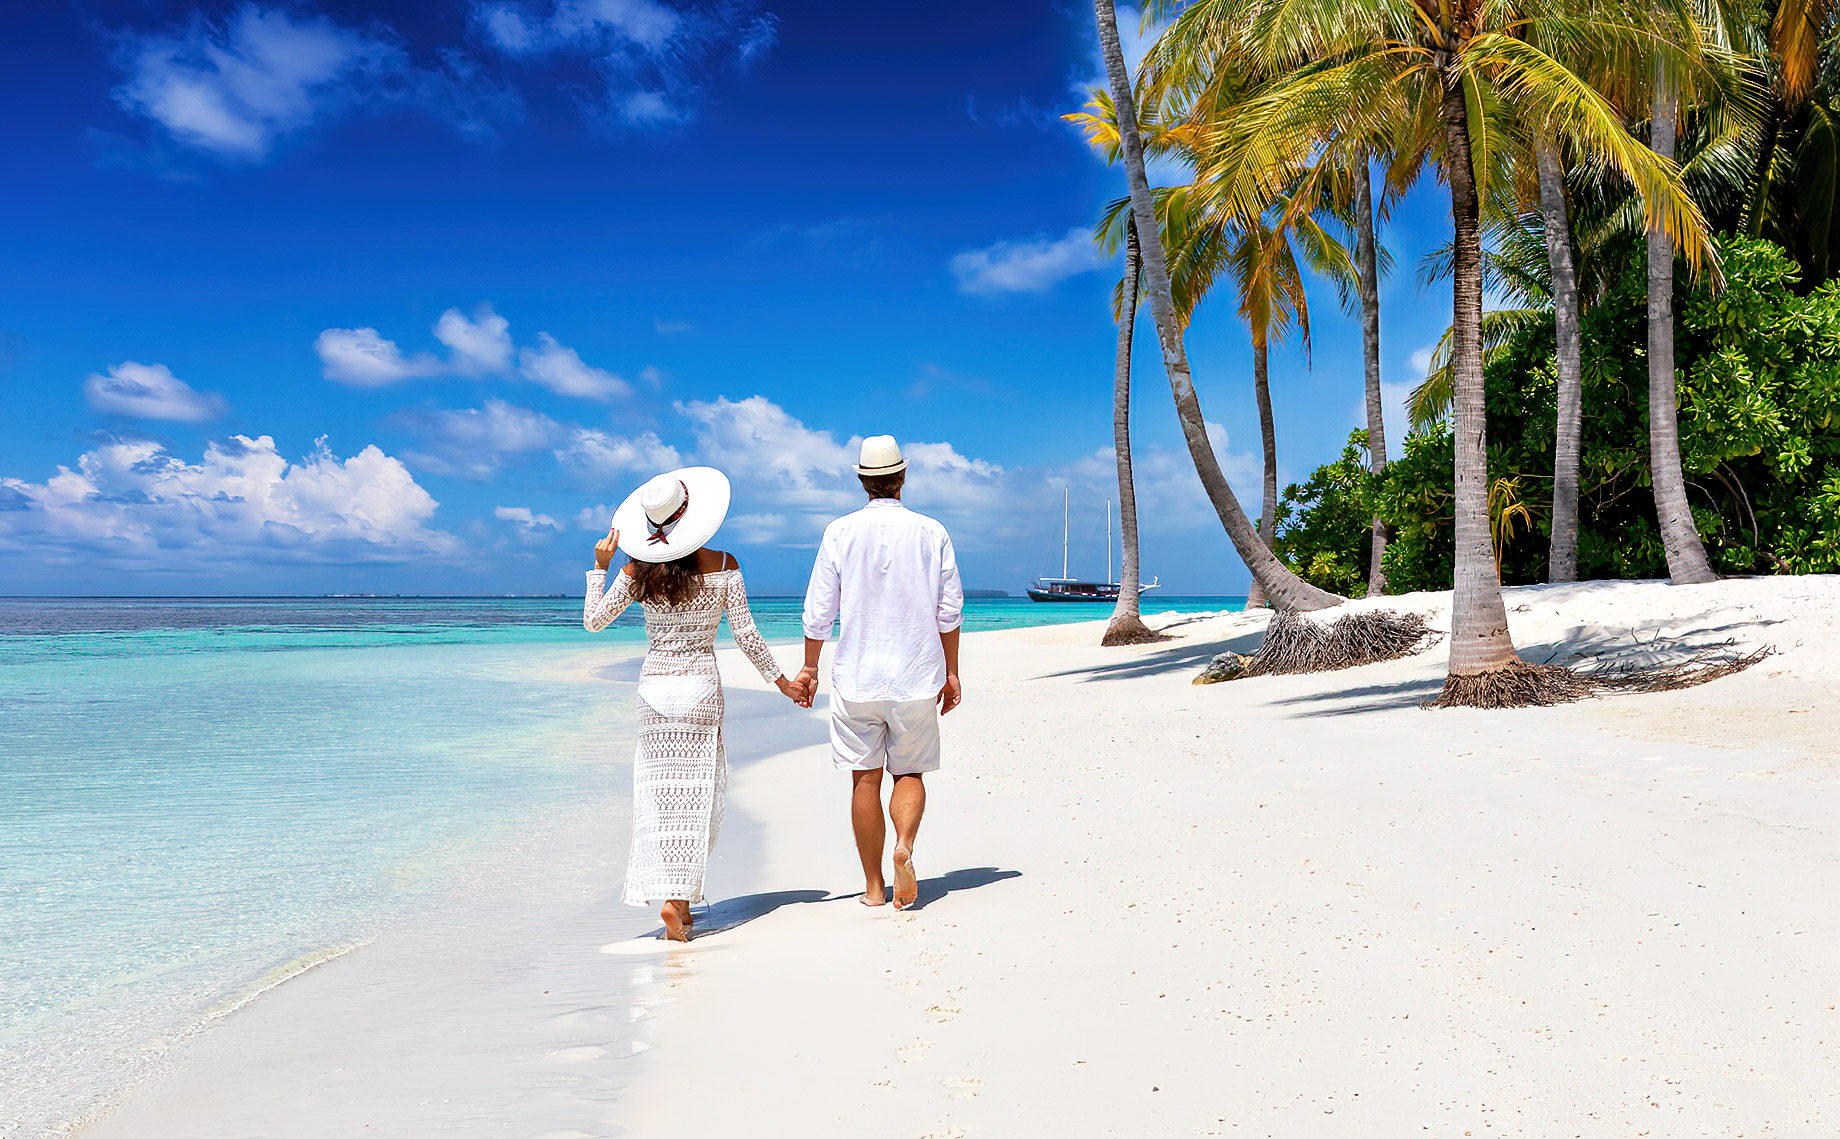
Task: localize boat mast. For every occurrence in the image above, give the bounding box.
[1106,498,1113,585]
[1061,485,1069,580]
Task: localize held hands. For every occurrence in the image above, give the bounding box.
[777,671,816,708]
[937,673,962,715]
[593,524,620,571]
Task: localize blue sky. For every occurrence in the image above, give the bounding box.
[0,0,1456,596]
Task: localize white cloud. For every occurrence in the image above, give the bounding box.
[557,428,681,478]
[495,504,562,530]
[398,399,562,480]
[722,512,787,544]
[949,227,1109,295]
[574,502,617,530]
[83,361,228,421]
[110,4,517,161]
[0,434,455,564]
[317,307,628,398]
[315,327,441,387]
[434,305,514,376]
[470,0,777,129]
[654,319,693,334]
[1408,344,1436,377]
[676,395,857,514]
[518,332,630,399]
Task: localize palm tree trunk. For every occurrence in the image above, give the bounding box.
[1104,219,1157,645]
[1092,0,1341,612]
[1535,132,1584,583]
[1647,79,1718,584]
[1354,152,1389,596]
[1439,67,1521,680]
[1243,336,1278,609]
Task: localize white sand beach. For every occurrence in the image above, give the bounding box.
[83,575,1840,1138]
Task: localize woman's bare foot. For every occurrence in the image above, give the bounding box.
[660,900,690,941]
[860,877,888,906]
[891,847,918,910]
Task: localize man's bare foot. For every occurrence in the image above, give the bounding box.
[860,879,888,907]
[891,847,918,910]
[660,900,690,942]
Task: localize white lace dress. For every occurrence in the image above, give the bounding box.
[584,566,784,906]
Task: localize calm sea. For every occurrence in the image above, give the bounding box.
[0,593,1238,1135]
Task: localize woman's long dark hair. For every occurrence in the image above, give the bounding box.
[629,551,702,606]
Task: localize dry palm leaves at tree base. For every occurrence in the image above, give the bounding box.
[1429,645,1774,709]
[1237,608,1436,677]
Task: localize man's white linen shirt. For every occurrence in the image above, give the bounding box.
[802,499,964,703]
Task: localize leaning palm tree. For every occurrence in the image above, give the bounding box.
[1156,0,1718,703]
[1091,0,1343,612]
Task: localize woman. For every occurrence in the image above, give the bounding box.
[583,466,808,941]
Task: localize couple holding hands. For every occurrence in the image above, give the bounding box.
[583,436,965,940]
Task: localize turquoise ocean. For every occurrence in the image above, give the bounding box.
[0,593,1239,1135]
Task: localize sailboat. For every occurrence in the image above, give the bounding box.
[1026,488,1161,603]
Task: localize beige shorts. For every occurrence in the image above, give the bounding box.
[830,696,941,775]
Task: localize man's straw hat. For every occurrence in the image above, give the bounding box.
[854,435,907,476]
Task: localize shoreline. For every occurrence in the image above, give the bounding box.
[67,648,818,1139]
[65,575,1840,1136]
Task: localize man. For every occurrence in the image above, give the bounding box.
[800,435,963,910]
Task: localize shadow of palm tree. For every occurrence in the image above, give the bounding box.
[1042,627,1269,683]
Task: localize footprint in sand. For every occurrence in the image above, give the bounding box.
[915,950,947,966]
[918,1128,966,1139]
[925,1004,961,1023]
[942,1076,983,1100]
[896,1040,935,1062]
[891,977,924,993]
[545,1046,609,1064]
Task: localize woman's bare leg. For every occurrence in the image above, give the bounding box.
[851,769,888,905]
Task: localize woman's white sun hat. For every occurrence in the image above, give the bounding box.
[854,435,907,476]
[611,466,732,563]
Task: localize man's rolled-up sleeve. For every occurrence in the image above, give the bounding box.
[936,531,964,632]
[802,530,842,641]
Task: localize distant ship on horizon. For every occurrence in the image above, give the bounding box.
[1027,488,1159,604]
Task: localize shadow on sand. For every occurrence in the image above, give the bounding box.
[882,865,1023,913]
[645,867,1023,939]
[638,888,831,942]
[1042,627,1269,684]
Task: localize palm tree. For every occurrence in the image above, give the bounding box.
[1352,151,1392,595]
[1155,0,1717,702]
[1091,0,1343,612]
[1190,196,1328,607]
[1102,218,1161,645]
[1533,133,1589,581]
[1649,72,1722,584]
[1072,92,1346,612]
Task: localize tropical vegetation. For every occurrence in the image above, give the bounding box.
[1082,0,1838,705]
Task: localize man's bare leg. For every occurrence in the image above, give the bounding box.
[889,773,925,909]
[851,769,888,905]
